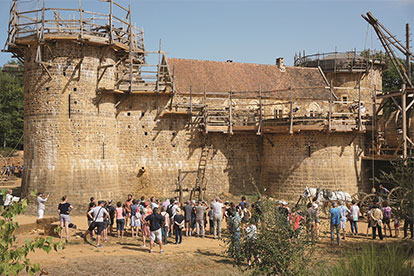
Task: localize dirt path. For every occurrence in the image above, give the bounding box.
[14,214,408,276]
[17,215,241,276]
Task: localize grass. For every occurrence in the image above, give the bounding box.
[320,243,414,276]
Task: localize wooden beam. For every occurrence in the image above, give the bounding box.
[229,88,233,135]
[402,83,407,163]
[289,84,293,134]
[377,91,403,99]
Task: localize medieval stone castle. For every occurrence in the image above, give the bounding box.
[5,0,385,211]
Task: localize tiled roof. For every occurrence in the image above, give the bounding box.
[167,58,329,99]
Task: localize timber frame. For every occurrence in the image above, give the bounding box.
[4,0,174,94]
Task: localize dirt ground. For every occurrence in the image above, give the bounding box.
[12,213,410,276]
[3,175,411,275]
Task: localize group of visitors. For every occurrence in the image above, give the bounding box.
[329,198,414,245]
[52,194,264,251]
[1,164,23,177]
[31,186,414,250]
[78,195,229,250]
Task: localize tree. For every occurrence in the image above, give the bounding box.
[0,190,64,275]
[377,160,414,219]
[0,61,24,150]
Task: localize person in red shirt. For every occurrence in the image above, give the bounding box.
[289,209,304,238]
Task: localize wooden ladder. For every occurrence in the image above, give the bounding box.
[190,141,212,201]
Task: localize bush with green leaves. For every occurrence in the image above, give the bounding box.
[225,199,315,276]
[377,159,414,218]
[321,243,414,276]
[0,190,64,275]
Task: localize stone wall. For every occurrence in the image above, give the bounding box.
[260,132,368,201]
[21,41,375,214]
[22,41,121,211]
[115,95,261,201]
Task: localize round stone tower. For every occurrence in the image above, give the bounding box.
[22,41,119,210]
[4,0,145,211]
[295,51,385,111]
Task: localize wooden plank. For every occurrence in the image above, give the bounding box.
[161,111,192,117]
[232,126,257,131]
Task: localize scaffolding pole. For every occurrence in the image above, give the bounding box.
[257,85,262,135]
[289,84,293,134]
[402,83,407,163]
[407,23,412,85]
[229,88,233,135]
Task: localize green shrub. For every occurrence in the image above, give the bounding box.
[321,243,414,276]
[0,190,64,275]
[225,198,315,276]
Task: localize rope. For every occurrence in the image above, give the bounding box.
[371,87,376,191]
[364,22,370,51]
[5,133,23,159]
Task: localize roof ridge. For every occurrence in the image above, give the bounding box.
[168,57,319,71]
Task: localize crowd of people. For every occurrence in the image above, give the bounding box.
[32,187,414,251]
[329,194,414,245]
[1,164,23,177]
[53,194,264,251]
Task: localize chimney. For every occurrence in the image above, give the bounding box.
[276,57,285,71]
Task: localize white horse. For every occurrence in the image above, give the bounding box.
[302,186,352,203]
[298,186,351,216]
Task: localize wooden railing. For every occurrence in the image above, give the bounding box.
[6,0,144,52]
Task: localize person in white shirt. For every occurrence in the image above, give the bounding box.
[37,192,49,219]
[85,201,109,248]
[150,196,159,210]
[350,200,360,236]
[3,189,19,208]
[211,197,224,239]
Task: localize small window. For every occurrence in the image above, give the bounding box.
[309,110,316,118]
[274,108,283,119]
[341,95,348,105]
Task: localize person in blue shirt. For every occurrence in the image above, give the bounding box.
[329,202,341,245]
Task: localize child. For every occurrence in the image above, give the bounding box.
[141,208,151,247]
[394,218,400,238]
[382,201,392,237]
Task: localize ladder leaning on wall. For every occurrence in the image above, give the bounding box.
[190,140,213,202]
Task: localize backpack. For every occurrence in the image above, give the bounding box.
[383,207,391,219]
[167,204,174,218]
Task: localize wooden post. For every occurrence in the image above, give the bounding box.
[358,77,362,131]
[402,83,407,164]
[289,84,293,134]
[372,86,377,154]
[257,85,262,135]
[407,24,412,84]
[156,39,161,93]
[109,0,113,44]
[190,85,193,124]
[41,0,45,41]
[79,0,83,38]
[128,4,132,94]
[328,92,332,132]
[203,85,206,105]
[229,88,233,135]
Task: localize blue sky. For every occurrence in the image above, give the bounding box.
[0,0,412,66]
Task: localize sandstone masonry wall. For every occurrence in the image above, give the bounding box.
[21,42,374,213]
